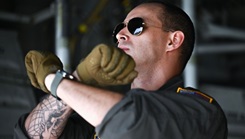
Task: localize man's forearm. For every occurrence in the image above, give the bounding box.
[25,95,73,139]
[45,74,124,127]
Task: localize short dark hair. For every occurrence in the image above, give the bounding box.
[145,1,195,71]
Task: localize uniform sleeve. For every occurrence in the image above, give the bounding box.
[96,91,157,139]
[14,113,30,139]
[96,89,167,139]
[14,113,95,139]
[96,89,228,139]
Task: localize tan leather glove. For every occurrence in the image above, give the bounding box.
[76,43,137,86]
[25,50,63,93]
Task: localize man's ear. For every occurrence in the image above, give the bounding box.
[166,31,184,52]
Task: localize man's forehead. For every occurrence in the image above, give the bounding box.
[125,4,162,24]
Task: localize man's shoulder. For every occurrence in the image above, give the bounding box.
[176,87,214,104]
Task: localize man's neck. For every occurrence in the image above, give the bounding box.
[131,67,172,91]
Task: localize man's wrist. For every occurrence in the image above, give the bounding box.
[45,74,56,92]
[73,71,81,81]
[50,70,77,100]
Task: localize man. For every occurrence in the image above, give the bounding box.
[14,1,228,139]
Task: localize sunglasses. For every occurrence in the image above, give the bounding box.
[112,17,166,43]
[112,17,146,43]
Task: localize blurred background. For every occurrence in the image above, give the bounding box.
[0,0,245,138]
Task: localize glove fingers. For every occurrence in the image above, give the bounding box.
[98,70,137,85]
[103,47,121,72]
[41,55,63,72]
[36,54,63,90]
[98,44,112,68]
[107,53,129,78]
[114,57,136,80]
[96,71,113,84]
[25,50,63,93]
[85,44,109,77]
[88,44,111,71]
[25,50,44,89]
[99,45,137,85]
[25,57,34,73]
[26,71,40,89]
[76,44,111,86]
[78,43,137,86]
[25,50,41,73]
[120,70,138,84]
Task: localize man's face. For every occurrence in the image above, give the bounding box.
[115,4,171,70]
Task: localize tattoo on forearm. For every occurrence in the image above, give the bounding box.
[26,95,72,139]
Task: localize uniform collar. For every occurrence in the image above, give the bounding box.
[158,75,184,92]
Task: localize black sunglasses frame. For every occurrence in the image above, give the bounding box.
[112,17,145,43]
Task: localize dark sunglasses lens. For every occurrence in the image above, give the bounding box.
[112,18,144,43]
[113,23,125,43]
[128,18,144,35]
